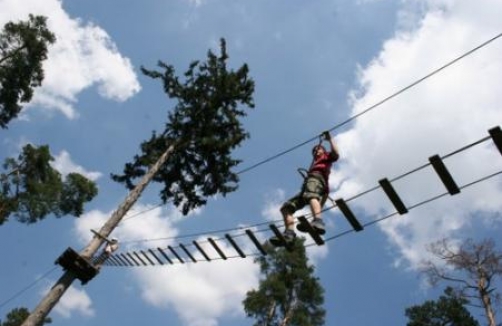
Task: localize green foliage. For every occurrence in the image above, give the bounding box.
[0,307,51,326]
[0,14,56,128]
[405,287,480,326]
[243,240,325,326]
[112,38,255,215]
[0,144,98,224]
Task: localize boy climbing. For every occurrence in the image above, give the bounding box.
[270,130,339,246]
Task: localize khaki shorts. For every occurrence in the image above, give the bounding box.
[281,176,326,213]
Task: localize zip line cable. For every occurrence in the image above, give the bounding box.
[118,31,502,226]
[236,31,502,175]
[118,131,495,245]
[0,266,58,310]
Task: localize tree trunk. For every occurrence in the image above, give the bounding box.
[265,300,276,326]
[478,274,497,326]
[21,142,177,326]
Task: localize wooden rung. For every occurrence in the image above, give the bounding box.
[489,126,502,156]
[245,229,267,256]
[126,253,140,266]
[335,199,364,231]
[148,249,164,265]
[379,178,408,214]
[429,155,460,195]
[133,251,147,266]
[108,255,122,266]
[112,254,127,266]
[193,240,211,261]
[269,224,285,239]
[157,248,173,265]
[208,238,227,260]
[119,253,133,266]
[225,234,246,258]
[180,244,197,263]
[297,215,324,245]
[168,246,185,264]
[140,250,155,265]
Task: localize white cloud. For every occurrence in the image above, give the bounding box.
[42,282,94,318]
[335,0,502,269]
[52,150,102,181]
[0,0,141,119]
[74,204,259,326]
[136,245,258,326]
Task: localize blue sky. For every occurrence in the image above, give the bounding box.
[1,0,502,325]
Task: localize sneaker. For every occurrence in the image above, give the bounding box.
[311,219,326,235]
[269,229,296,246]
[283,229,297,242]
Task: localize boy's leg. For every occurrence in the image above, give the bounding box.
[309,198,322,219]
[269,198,300,246]
[309,197,326,235]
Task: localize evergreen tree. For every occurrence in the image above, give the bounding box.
[1,307,51,326]
[22,38,254,326]
[405,287,480,326]
[0,15,55,128]
[243,240,325,326]
[112,38,254,215]
[0,144,98,224]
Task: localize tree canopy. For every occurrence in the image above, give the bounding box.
[0,14,55,128]
[405,286,480,326]
[243,240,325,326]
[0,307,51,326]
[0,144,98,224]
[112,38,255,215]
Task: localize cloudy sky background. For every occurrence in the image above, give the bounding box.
[1,0,501,325]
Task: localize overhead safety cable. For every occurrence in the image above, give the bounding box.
[103,126,502,266]
[118,32,502,226]
[236,31,502,175]
[0,266,58,310]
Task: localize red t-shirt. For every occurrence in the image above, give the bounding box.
[308,151,339,191]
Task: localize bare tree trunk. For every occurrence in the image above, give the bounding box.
[280,295,297,326]
[21,142,177,326]
[478,276,497,326]
[265,300,276,326]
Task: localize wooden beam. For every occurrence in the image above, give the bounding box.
[225,234,246,258]
[335,199,364,231]
[193,240,211,261]
[157,247,173,265]
[245,229,267,256]
[208,238,227,260]
[180,243,197,263]
[489,126,502,156]
[379,178,408,214]
[148,249,164,265]
[429,155,460,195]
[168,246,185,264]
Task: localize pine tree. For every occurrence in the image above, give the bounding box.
[0,144,98,225]
[243,240,325,326]
[405,286,480,326]
[0,15,55,128]
[1,307,51,326]
[112,38,254,215]
[21,38,254,326]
